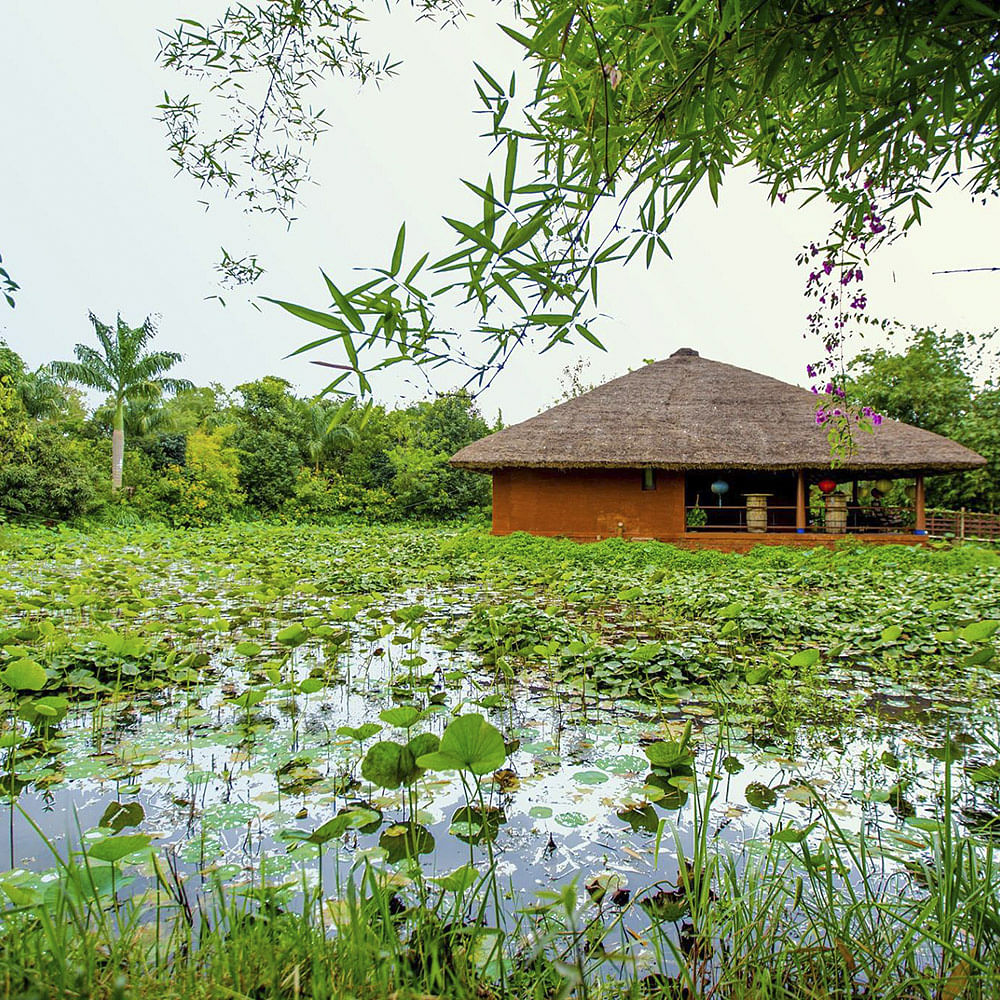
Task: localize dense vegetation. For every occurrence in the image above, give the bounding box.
[4,322,998,529]
[846,327,1000,511]
[2,523,1000,997]
[0,337,494,526]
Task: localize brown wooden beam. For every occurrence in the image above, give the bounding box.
[915,474,926,534]
[796,470,807,533]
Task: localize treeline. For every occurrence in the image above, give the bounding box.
[846,327,1000,512]
[0,343,495,526]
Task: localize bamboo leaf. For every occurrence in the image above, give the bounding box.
[390,223,406,277]
[321,271,365,332]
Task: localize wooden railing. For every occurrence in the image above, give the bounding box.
[685,504,916,534]
[686,504,1000,539]
[926,508,1000,541]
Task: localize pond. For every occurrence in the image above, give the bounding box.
[2,524,1000,993]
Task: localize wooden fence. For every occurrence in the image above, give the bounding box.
[926,508,1000,542]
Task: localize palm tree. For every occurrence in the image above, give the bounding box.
[52,313,192,492]
[301,398,359,473]
[17,367,66,419]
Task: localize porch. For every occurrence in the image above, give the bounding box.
[683,469,928,539]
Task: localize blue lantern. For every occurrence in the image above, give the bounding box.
[710,479,729,506]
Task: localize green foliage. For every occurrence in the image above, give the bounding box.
[848,328,1000,510]
[2,337,493,523]
[0,371,31,470]
[145,432,187,469]
[417,713,506,775]
[232,378,303,512]
[51,312,193,492]
[3,522,1000,998]
[0,424,104,521]
[140,463,244,527]
[258,3,1000,391]
[386,392,492,518]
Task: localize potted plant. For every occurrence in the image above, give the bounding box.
[686,503,708,529]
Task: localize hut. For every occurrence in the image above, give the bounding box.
[450,349,987,550]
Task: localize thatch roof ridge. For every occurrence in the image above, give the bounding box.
[450,349,987,473]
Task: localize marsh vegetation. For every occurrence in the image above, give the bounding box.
[2,524,1000,997]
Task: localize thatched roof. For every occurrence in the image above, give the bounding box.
[451,349,986,473]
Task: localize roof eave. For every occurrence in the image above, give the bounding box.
[450,458,988,474]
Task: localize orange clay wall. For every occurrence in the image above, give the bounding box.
[491,468,686,541]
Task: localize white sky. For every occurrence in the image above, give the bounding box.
[2,1,998,423]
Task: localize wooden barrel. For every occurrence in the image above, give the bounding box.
[826,492,848,533]
[746,494,769,534]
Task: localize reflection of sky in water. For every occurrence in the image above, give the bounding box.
[3,586,999,915]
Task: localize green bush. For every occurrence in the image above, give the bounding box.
[0,425,103,521]
[139,463,244,527]
[282,469,339,521]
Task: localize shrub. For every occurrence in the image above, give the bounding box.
[0,425,103,522]
[282,469,339,521]
[141,463,244,527]
[236,428,300,512]
[145,432,187,470]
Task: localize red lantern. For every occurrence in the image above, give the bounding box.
[817,479,837,494]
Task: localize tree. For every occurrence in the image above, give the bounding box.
[155,3,1000,389]
[846,327,1000,510]
[51,314,193,492]
[386,391,493,517]
[231,377,303,511]
[299,398,359,473]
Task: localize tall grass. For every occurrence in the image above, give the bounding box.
[3,755,999,999]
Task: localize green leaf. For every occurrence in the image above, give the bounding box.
[444,217,499,255]
[499,212,549,254]
[1,658,47,692]
[416,713,506,775]
[745,782,778,810]
[504,137,518,203]
[772,823,813,844]
[321,271,365,332]
[263,298,349,336]
[429,864,478,893]
[19,695,69,725]
[308,806,381,845]
[390,223,406,276]
[99,801,145,833]
[574,324,606,351]
[337,723,382,742]
[970,762,1000,784]
[379,706,421,729]
[362,741,411,789]
[276,623,310,646]
[790,648,821,668]
[88,834,152,863]
[959,620,999,642]
[643,721,693,772]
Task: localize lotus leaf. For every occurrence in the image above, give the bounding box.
[416,713,505,775]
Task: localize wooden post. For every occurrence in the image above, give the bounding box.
[796,470,806,533]
[914,474,926,534]
[960,506,966,540]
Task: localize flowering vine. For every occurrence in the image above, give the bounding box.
[796,180,894,460]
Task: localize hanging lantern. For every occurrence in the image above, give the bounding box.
[817,479,837,494]
[710,480,729,506]
[904,484,917,501]
[875,478,894,494]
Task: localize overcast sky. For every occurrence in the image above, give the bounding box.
[2,1,998,423]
